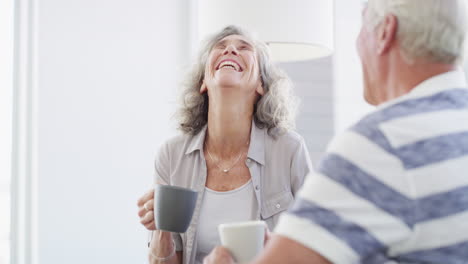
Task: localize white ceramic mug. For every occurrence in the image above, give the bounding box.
[218,220,266,263]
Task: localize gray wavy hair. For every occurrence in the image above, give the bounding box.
[176,25,298,136]
[366,0,467,64]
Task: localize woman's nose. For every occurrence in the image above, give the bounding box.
[223,45,238,55]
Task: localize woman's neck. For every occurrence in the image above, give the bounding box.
[206,99,253,158]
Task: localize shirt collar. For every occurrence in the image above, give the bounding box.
[185,120,266,166]
[247,120,266,165]
[185,126,207,155]
[378,69,468,109]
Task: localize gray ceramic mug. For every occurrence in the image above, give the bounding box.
[153,184,198,233]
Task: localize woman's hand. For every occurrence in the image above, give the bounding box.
[137,188,156,230]
[203,246,235,264]
[203,227,270,264]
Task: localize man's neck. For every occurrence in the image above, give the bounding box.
[379,62,457,104]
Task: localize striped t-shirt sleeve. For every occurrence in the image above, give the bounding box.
[274,129,413,263]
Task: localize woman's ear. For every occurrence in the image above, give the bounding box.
[255,83,264,96]
[200,81,207,94]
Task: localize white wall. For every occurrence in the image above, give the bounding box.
[278,0,372,164]
[281,0,376,165]
[333,0,374,133]
[280,57,334,166]
[37,0,189,263]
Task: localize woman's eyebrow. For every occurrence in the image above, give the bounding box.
[215,39,227,46]
[215,39,253,48]
[238,40,254,48]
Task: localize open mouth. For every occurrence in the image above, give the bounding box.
[216,59,243,72]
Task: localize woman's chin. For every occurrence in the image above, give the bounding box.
[214,78,242,89]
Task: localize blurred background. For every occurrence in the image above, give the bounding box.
[0,0,467,264]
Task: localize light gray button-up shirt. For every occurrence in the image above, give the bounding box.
[154,121,313,264]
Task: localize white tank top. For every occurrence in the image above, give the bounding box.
[195,180,258,264]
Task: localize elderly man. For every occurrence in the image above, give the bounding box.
[204,0,468,263]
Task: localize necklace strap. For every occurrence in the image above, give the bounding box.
[206,140,250,173]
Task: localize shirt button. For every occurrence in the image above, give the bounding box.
[276,203,281,209]
[255,185,259,190]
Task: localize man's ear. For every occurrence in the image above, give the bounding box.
[377,14,398,55]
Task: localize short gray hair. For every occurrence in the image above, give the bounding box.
[366,0,467,64]
[176,25,298,136]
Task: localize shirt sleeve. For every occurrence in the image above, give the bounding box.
[290,137,313,196]
[154,141,171,184]
[274,130,413,263]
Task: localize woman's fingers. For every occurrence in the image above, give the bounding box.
[264,226,272,245]
[144,220,156,230]
[144,199,154,210]
[138,198,154,217]
[138,205,147,217]
[137,189,158,230]
[137,189,154,207]
[140,211,156,230]
[140,210,154,224]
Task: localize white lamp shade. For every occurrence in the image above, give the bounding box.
[198,0,334,62]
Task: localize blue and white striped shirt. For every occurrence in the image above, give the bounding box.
[275,70,468,263]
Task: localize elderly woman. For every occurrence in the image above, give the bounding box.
[137,25,312,264]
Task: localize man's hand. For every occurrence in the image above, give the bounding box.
[203,246,236,264]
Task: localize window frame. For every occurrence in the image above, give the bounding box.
[10,0,39,263]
